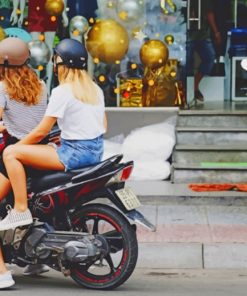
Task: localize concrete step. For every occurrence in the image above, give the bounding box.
[178,110,247,129]
[173,145,247,164]
[176,127,247,145]
[172,163,247,183]
[127,180,247,200]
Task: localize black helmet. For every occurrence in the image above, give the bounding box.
[54,38,88,70]
[0,37,30,67]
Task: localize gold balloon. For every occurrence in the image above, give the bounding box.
[140,40,169,69]
[0,27,6,41]
[45,0,64,16]
[86,19,129,64]
[164,34,174,45]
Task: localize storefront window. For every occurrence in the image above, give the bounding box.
[0,0,246,107]
[0,0,187,107]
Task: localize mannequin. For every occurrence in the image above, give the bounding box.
[67,0,98,21]
[17,0,69,93]
[0,0,19,27]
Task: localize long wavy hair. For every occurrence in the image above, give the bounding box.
[1,65,42,105]
[57,65,99,105]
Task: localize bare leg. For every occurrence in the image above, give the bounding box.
[0,248,7,274]
[0,176,12,275]
[3,145,64,212]
[0,174,11,202]
[194,71,203,92]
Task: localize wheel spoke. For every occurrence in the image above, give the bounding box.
[105,254,116,273]
[103,230,123,252]
[92,217,99,234]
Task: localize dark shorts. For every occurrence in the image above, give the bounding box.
[186,39,216,76]
[0,134,19,178]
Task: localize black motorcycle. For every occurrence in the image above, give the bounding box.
[0,151,155,290]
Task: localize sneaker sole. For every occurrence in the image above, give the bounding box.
[0,279,15,289]
[0,219,33,231]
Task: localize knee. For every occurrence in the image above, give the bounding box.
[3,145,17,163]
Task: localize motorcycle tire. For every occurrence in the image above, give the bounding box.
[70,203,138,290]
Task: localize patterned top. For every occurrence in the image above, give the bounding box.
[0,0,11,9]
[0,81,47,139]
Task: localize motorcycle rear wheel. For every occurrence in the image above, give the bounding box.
[70,203,138,290]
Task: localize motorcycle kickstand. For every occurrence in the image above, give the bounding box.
[58,257,71,277]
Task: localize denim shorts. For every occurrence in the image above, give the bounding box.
[56,135,104,171]
[186,39,216,76]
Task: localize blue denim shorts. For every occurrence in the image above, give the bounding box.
[56,135,104,171]
[186,39,216,76]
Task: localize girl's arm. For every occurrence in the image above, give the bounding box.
[103,113,107,132]
[0,107,6,133]
[17,116,57,145]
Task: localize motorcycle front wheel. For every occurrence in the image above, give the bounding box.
[70,203,138,290]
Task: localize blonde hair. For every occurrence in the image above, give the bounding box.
[1,65,42,105]
[58,65,99,105]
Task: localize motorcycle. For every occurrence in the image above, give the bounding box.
[0,131,155,290]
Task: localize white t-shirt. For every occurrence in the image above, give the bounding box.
[45,83,106,140]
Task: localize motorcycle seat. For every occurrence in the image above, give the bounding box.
[30,154,123,193]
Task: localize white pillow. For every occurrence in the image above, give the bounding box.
[122,121,176,162]
[129,160,171,180]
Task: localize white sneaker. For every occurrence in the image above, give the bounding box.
[0,271,15,289]
[0,208,33,231]
[23,264,50,276]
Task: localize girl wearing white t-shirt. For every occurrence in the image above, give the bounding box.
[0,39,107,233]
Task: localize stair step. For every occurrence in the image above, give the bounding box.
[175,145,247,151]
[176,127,247,132]
[178,110,247,128]
[174,163,247,170]
[176,129,247,145]
[172,163,247,183]
[173,149,247,164]
[173,109,247,183]
[179,110,247,116]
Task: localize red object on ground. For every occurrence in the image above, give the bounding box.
[189,184,247,192]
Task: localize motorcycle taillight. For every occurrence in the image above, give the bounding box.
[119,165,133,181]
[107,164,134,185]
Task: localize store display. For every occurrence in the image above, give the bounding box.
[44,0,64,16]
[0,0,187,108]
[28,40,51,68]
[14,0,69,93]
[0,0,14,28]
[0,26,5,40]
[69,15,89,40]
[116,0,145,23]
[164,34,174,45]
[160,0,176,15]
[142,66,177,106]
[4,27,32,42]
[140,39,169,69]
[86,19,129,64]
[119,78,143,107]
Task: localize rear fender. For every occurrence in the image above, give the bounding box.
[73,184,156,232]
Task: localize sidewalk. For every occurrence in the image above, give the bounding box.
[127,181,247,269]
